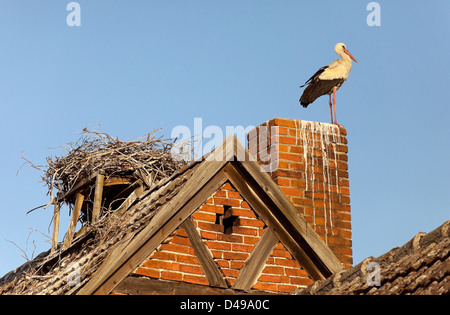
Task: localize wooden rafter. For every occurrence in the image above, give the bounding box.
[232,228,279,291]
[63,192,84,250]
[181,217,228,288]
[51,202,61,253]
[92,173,105,223]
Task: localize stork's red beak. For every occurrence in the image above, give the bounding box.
[344,49,358,63]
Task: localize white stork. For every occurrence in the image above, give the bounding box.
[299,43,358,125]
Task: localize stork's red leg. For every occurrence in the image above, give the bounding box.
[333,90,343,127]
[333,89,338,125]
[329,94,333,124]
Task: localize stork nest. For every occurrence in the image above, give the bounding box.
[23,128,192,203]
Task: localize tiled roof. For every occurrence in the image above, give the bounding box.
[292,220,450,295]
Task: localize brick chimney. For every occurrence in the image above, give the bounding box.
[248,118,352,269]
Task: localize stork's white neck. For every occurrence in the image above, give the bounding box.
[337,52,353,71]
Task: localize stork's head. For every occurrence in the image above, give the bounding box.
[335,43,358,63]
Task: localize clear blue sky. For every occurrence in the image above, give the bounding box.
[1,1,449,277]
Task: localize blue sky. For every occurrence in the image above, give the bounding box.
[0,1,449,277]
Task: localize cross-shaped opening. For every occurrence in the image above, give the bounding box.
[215,205,238,234]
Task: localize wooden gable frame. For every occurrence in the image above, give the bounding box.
[76,135,342,295]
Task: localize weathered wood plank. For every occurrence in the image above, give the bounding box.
[113,276,276,295]
[51,202,61,253]
[181,217,228,288]
[92,173,105,223]
[114,183,145,216]
[57,172,97,203]
[232,228,279,291]
[63,192,84,250]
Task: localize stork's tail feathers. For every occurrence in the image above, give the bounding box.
[299,99,310,108]
[299,84,319,108]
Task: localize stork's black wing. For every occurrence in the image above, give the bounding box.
[300,66,328,88]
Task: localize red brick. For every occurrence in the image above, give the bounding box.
[217,233,243,243]
[222,269,240,278]
[236,218,265,228]
[213,190,227,197]
[200,204,224,214]
[262,265,284,275]
[196,221,223,233]
[200,231,217,240]
[142,259,172,270]
[221,182,234,190]
[227,191,242,199]
[274,258,299,268]
[258,274,282,283]
[217,259,230,268]
[227,226,258,236]
[223,251,248,260]
[205,241,231,251]
[134,267,160,278]
[161,270,182,281]
[213,197,241,207]
[183,274,209,286]
[180,264,204,275]
[285,268,308,277]
[271,249,292,258]
[276,177,290,186]
[240,201,251,209]
[192,212,216,222]
[176,254,200,265]
[171,235,191,246]
[281,187,304,197]
[228,208,256,218]
[290,277,314,286]
[278,136,297,145]
[243,236,259,245]
[230,261,245,269]
[159,243,189,254]
[252,282,278,292]
[231,243,254,253]
[273,118,298,128]
[151,251,176,261]
[279,152,303,162]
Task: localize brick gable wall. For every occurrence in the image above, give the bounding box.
[133,181,313,293]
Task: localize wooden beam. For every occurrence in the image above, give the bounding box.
[92,173,105,223]
[181,217,228,288]
[113,277,277,295]
[57,172,98,203]
[63,192,85,250]
[103,177,133,187]
[232,228,279,291]
[51,202,61,253]
[114,183,145,216]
